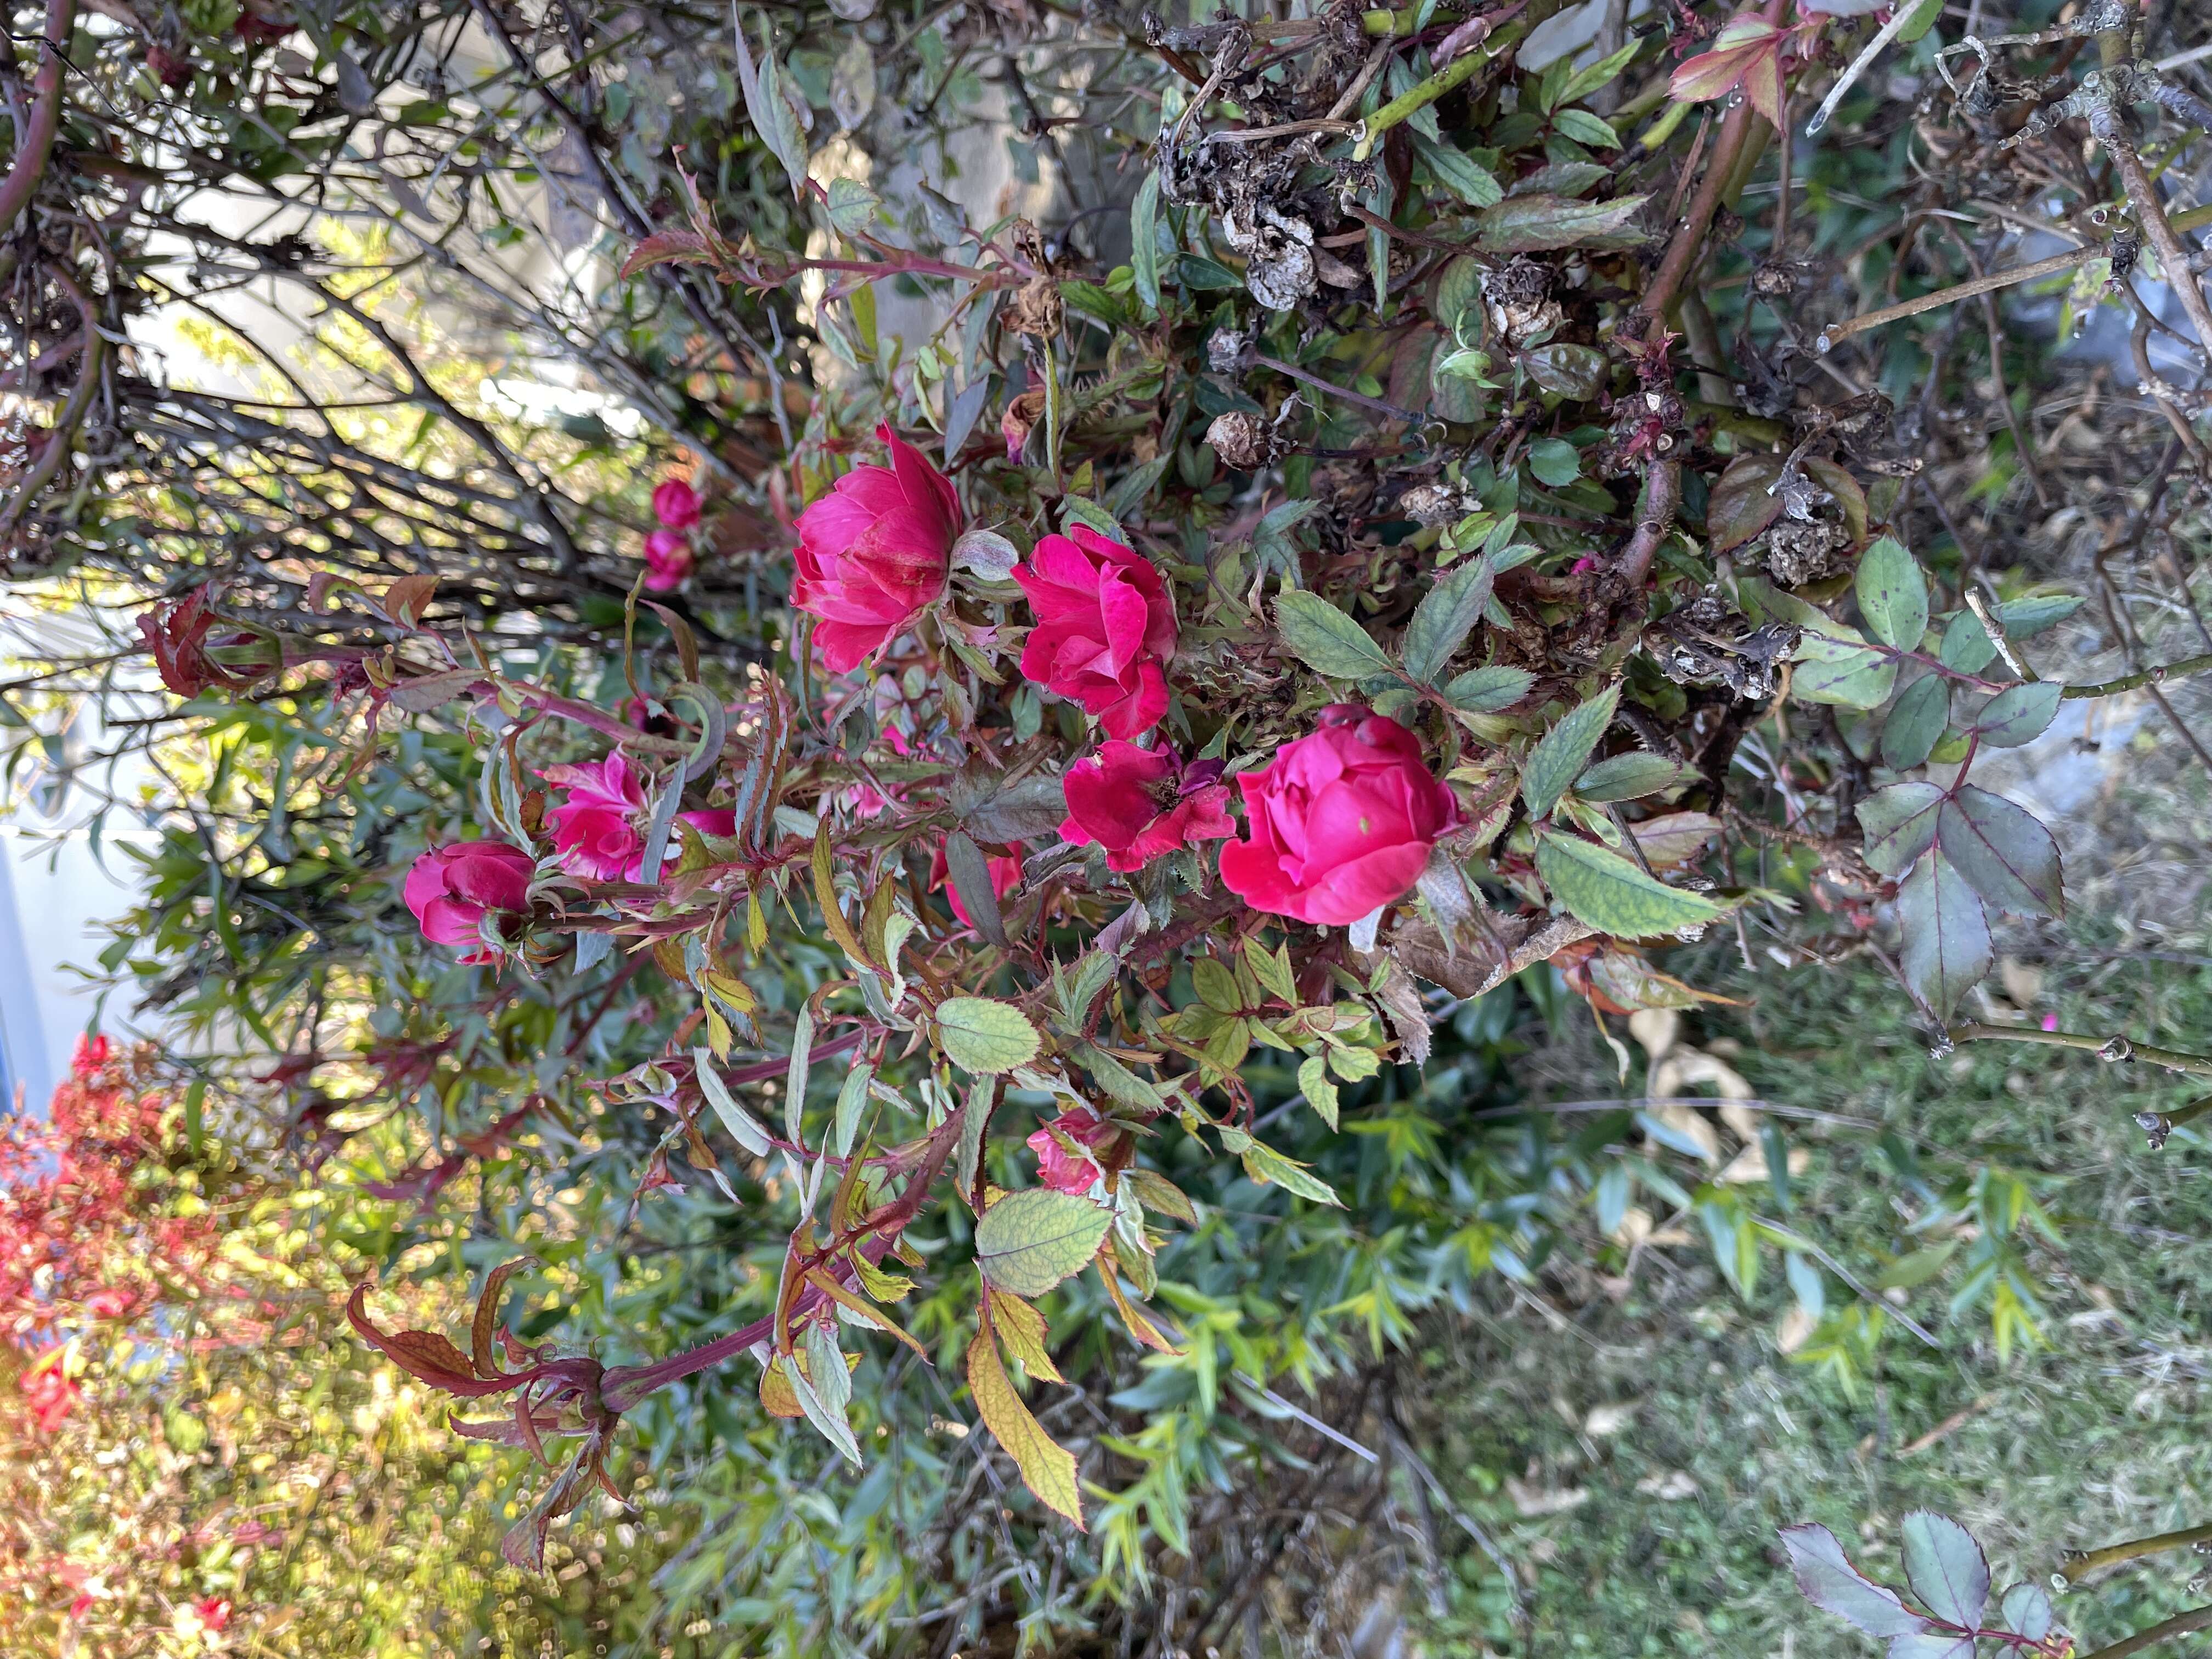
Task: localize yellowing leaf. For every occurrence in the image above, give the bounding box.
[936,997,1042,1074]
[968,1329,1084,1527]
[985,1287,1065,1383]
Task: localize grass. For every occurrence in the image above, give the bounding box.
[1403,882,2212,1655]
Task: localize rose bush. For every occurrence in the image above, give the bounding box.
[21,0,2212,1643]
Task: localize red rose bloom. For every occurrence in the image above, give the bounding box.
[403,841,537,963]
[642,527,694,592]
[929,843,1023,929]
[541,754,648,881]
[1012,525,1177,739]
[1219,706,1457,926]
[1061,742,1234,873]
[793,424,960,673]
[1026,1105,1118,1193]
[652,477,702,529]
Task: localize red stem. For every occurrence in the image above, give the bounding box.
[0,0,76,236]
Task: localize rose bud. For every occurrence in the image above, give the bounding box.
[403,840,537,963]
[651,477,702,529]
[1012,524,1177,740]
[642,527,695,592]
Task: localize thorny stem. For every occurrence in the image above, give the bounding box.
[2059,648,2212,698]
[0,0,77,236]
[2074,1605,2212,1659]
[1948,1022,2212,1080]
[1640,100,1759,321]
[2061,1522,2212,1583]
[1616,460,1681,584]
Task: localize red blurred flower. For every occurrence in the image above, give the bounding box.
[541,753,649,881]
[929,844,1023,929]
[792,424,959,673]
[402,842,536,963]
[1026,1105,1119,1194]
[1219,706,1457,926]
[71,1034,110,1076]
[1013,526,1177,740]
[17,1364,80,1434]
[1060,742,1233,873]
[651,477,702,529]
[194,1596,233,1632]
[642,527,695,592]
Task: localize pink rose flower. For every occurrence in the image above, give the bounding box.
[679,807,735,839]
[402,840,537,963]
[541,753,649,881]
[793,424,960,673]
[1219,706,1458,926]
[652,477,702,529]
[642,527,695,592]
[929,843,1023,929]
[1061,742,1234,873]
[1013,524,1177,739]
[1026,1105,1119,1194]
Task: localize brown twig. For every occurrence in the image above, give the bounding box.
[2112,141,2212,359]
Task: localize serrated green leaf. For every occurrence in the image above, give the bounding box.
[936,997,1042,1074]
[1856,780,1945,876]
[974,1187,1111,1296]
[1937,786,2062,917]
[1534,831,1723,938]
[1552,107,1621,149]
[1971,681,2061,748]
[1244,936,1297,1003]
[1402,556,1496,684]
[695,1048,774,1156]
[1576,751,1695,803]
[1901,1513,1990,1630]
[1855,535,1928,650]
[1522,684,1621,819]
[1898,850,1991,1017]
[1792,624,1898,709]
[833,1061,873,1158]
[1881,674,1949,770]
[826,176,878,235]
[1413,132,1503,206]
[1239,1138,1342,1205]
[1939,610,1998,673]
[1442,664,1535,713]
[1193,956,1243,1014]
[1276,591,1397,680]
[1297,1055,1339,1129]
[1130,169,1163,314]
[1528,437,1581,486]
[1558,36,1641,103]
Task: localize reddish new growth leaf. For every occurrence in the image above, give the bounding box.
[136,586,276,698]
[347,1272,624,1571]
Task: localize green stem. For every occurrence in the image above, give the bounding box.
[2061,650,2212,699]
[1949,1023,2212,1081]
[1351,0,1555,159]
[2075,1605,2212,1659]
